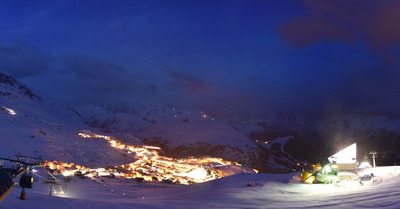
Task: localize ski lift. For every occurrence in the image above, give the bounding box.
[0,155,42,201]
[45,177,61,185]
[0,168,14,202]
[19,174,34,188]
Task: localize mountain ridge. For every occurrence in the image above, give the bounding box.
[2,71,399,172]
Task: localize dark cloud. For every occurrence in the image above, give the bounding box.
[278,0,400,50]
[315,60,400,117]
[19,54,152,106]
[0,40,50,78]
[275,0,400,118]
[62,55,137,93]
[366,1,400,50]
[2,1,399,119]
[166,65,210,94]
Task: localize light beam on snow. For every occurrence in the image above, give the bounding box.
[328,143,357,164]
[2,107,16,115]
[359,161,371,168]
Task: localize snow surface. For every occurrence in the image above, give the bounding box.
[2,166,400,208]
[3,72,400,208]
[0,75,135,167]
[135,120,257,148]
[76,102,256,149]
[263,136,294,152]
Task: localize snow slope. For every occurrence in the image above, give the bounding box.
[78,102,307,172]
[2,166,400,208]
[77,102,211,135]
[135,120,256,148]
[0,72,133,167]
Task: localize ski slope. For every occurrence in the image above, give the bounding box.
[1,166,400,209]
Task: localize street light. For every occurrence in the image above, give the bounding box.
[370,151,377,167]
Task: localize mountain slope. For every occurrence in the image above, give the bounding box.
[228,113,400,165]
[77,102,307,172]
[0,72,133,167]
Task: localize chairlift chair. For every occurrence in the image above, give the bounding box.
[19,174,34,188]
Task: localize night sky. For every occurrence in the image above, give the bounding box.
[1,0,400,118]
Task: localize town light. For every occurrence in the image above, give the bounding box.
[41,132,248,185]
[182,168,208,181]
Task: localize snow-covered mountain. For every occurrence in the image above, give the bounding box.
[77,102,211,139]
[318,115,400,164]
[81,98,400,169]
[226,113,316,144]
[227,112,400,165]
[76,102,307,173]
[0,72,304,173]
[4,71,398,173]
[320,114,400,140]
[0,72,133,167]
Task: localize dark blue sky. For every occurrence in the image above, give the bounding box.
[1,0,400,117]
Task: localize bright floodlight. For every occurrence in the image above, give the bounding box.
[324,165,331,172]
[358,161,371,168]
[3,107,16,115]
[183,168,208,181]
[328,143,357,164]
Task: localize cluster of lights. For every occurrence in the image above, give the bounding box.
[43,133,244,185]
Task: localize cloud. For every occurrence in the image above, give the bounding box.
[278,17,357,48]
[278,0,400,50]
[366,1,400,49]
[19,54,151,106]
[276,0,400,118]
[62,55,137,93]
[166,66,210,94]
[314,59,400,117]
[0,39,50,78]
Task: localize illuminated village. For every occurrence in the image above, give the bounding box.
[1,77,400,208]
[42,132,253,185]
